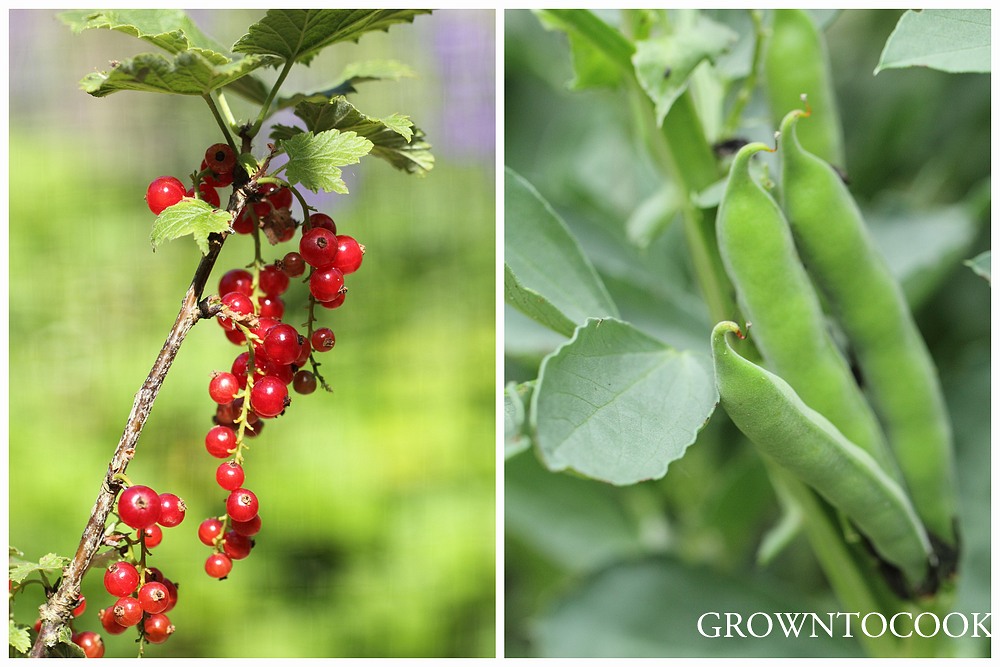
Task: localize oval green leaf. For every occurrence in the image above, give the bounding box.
[532,318,717,485]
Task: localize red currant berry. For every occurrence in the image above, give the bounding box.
[308,212,337,234]
[281,251,306,277]
[267,184,293,210]
[205,425,237,458]
[222,530,253,560]
[294,338,312,366]
[157,493,186,527]
[244,419,265,438]
[299,228,339,268]
[264,359,295,385]
[138,581,171,615]
[226,488,259,522]
[231,514,262,537]
[145,176,186,215]
[143,613,175,644]
[311,327,336,352]
[332,235,364,274]
[219,269,254,298]
[318,291,347,309]
[142,524,163,548]
[218,291,255,331]
[309,267,346,302]
[71,630,105,659]
[259,264,290,296]
[216,461,245,491]
[224,328,246,345]
[250,376,289,418]
[292,370,317,395]
[104,561,139,597]
[117,485,161,530]
[250,316,281,343]
[99,606,128,635]
[263,324,303,366]
[71,595,87,618]
[161,579,179,612]
[257,295,285,320]
[201,159,234,188]
[205,143,236,175]
[112,595,143,627]
[209,371,240,404]
[198,517,224,547]
[205,553,233,579]
[232,209,255,234]
[187,182,221,208]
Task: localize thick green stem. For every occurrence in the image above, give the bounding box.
[723,10,766,136]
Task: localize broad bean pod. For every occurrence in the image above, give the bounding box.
[763,9,845,168]
[716,142,898,479]
[778,109,957,549]
[711,321,934,592]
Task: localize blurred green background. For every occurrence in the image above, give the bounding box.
[505,9,989,658]
[9,9,496,658]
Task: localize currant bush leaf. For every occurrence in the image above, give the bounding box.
[505,168,619,336]
[281,129,374,194]
[272,96,433,175]
[275,60,417,110]
[232,9,431,65]
[9,620,31,655]
[58,8,228,55]
[151,199,233,255]
[8,552,70,584]
[533,318,717,486]
[79,51,269,98]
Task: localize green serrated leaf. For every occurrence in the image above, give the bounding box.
[273,60,417,112]
[876,9,990,75]
[232,9,431,65]
[273,96,432,175]
[533,318,717,485]
[9,620,31,655]
[281,130,374,194]
[58,9,228,55]
[80,50,269,98]
[633,15,738,125]
[505,168,619,335]
[151,199,233,255]
[8,553,70,585]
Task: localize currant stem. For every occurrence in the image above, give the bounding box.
[203,93,239,156]
[28,145,261,658]
[250,58,294,138]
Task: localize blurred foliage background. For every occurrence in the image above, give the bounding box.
[505,9,989,657]
[9,9,495,658]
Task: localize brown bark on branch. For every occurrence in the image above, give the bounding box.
[28,172,261,657]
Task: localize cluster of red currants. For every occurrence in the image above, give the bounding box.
[145,142,365,584]
[96,484,184,650]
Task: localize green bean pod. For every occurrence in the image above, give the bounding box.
[712,321,933,590]
[778,109,957,548]
[716,142,898,479]
[763,9,845,168]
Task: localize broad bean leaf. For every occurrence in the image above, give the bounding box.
[505,168,618,336]
[58,9,228,55]
[232,9,431,65]
[272,96,433,176]
[281,130,373,194]
[506,449,644,573]
[965,251,990,283]
[150,199,233,255]
[876,9,990,74]
[79,51,268,98]
[535,10,634,75]
[633,15,738,125]
[534,558,862,657]
[8,552,69,584]
[532,318,717,485]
